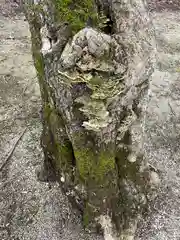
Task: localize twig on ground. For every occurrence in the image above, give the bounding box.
[22,76,37,95]
[0,128,27,172]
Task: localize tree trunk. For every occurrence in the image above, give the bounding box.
[23,0,158,239]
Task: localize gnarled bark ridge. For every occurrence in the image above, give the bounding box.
[24,0,158,239]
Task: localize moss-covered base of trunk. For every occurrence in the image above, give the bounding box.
[39,104,149,236]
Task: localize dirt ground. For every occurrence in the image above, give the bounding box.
[1,1,180,240]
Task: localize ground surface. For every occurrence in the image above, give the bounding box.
[0,1,180,240]
[137,10,180,240]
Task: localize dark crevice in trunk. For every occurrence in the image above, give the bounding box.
[102,14,114,35]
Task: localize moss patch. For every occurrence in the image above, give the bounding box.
[83,202,92,227]
[43,103,75,175]
[75,147,115,183]
[55,0,98,33]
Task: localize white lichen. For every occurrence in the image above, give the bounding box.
[60,176,65,182]
[127,153,137,163]
[149,171,160,186]
[96,215,116,240]
[40,25,51,54]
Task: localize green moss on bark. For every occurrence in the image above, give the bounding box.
[83,202,93,227]
[42,103,75,179]
[29,14,49,104]
[74,147,115,183]
[55,0,98,33]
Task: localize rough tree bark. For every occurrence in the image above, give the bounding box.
[23,0,158,239]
